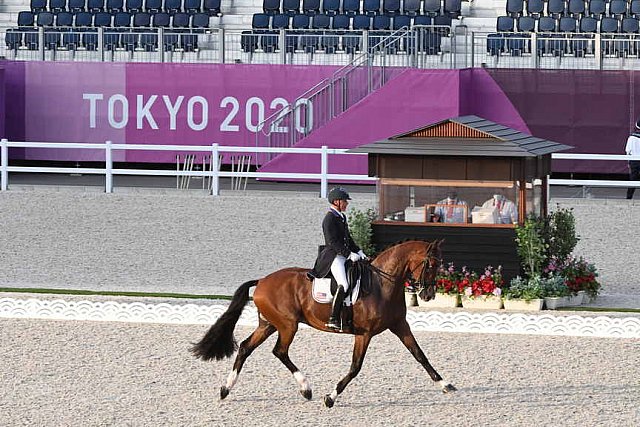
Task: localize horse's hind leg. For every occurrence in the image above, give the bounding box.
[220,319,276,400]
[271,324,313,400]
[390,320,457,393]
[324,333,371,408]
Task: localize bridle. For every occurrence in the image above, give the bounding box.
[366,251,441,291]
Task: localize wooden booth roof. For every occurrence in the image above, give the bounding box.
[348,115,572,158]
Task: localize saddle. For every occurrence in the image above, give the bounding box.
[309,260,372,304]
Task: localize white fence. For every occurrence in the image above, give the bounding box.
[2,139,640,197]
[0,139,374,197]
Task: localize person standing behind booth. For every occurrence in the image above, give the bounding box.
[482,194,518,224]
[433,191,468,223]
[625,120,640,199]
[308,187,368,331]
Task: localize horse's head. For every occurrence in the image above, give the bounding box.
[407,240,442,302]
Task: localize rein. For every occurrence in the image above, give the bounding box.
[365,254,439,289]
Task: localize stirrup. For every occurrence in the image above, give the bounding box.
[325,319,341,330]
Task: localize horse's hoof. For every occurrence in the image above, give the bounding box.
[324,394,335,408]
[442,384,457,393]
[301,389,312,400]
[220,386,230,400]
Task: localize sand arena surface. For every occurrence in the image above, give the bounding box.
[0,319,638,426]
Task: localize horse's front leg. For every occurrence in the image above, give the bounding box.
[324,333,371,408]
[390,320,457,393]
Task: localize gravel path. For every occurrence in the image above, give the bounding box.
[1,319,638,427]
[0,189,638,298]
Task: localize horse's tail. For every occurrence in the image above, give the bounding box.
[191,279,259,361]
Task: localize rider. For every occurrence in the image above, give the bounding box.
[309,187,368,331]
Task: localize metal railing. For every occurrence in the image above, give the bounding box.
[0,139,374,197]
[252,26,455,162]
[550,153,640,192]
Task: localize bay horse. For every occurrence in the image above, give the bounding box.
[191,239,457,407]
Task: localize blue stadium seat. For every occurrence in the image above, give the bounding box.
[140,32,158,50]
[121,32,139,50]
[144,0,162,13]
[363,0,381,16]
[191,12,210,30]
[126,0,143,12]
[282,0,300,16]
[392,14,411,30]
[343,0,360,16]
[538,16,557,32]
[153,12,171,26]
[321,13,347,52]
[17,11,35,27]
[402,0,421,17]
[631,0,640,18]
[56,11,75,26]
[44,31,62,50]
[302,0,320,15]
[172,12,190,29]
[609,0,628,18]
[433,14,452,35]
[567,0,585,17]
[203,0,221,16]
[573,17,597,56]
[241,29,258,52]
[517,15,534,31]
[526,0,543,17]
[600,16,619,33]
[252,13,271,29]
[133,11,152,28]
[413,15,432,27]
[63,31,81,49]
[311,13,329,29]
[486,33,505,56]
[332,13,350,30]
[423,0,441,17]
[88,0,105,12]
[506,0,524,17]
[497,15,515,32]
[75,11,93,27]
[301,13,329,52]
[370,14,391,51]
[24,31,40,49]
[181,33,199,51]
[352,14,371,30]
[113,11,132,27]
[547,0,565,18]
[68,0,86,13]
[383,0,400,17]
[37,12,55,26]
[271,13,290,28]
[184,0,202,14]
[321,0,339,16]
[5,30,23,50]
[587,0,605,19]
[107,0,124,13]
[622,17,639,33]
[580,16,598,33]
[263,0,280,15]
[559,16,577,32]
[444,0,461,19]
[49,0,68,13]
[165,0,182,14]
[30,0,47,14]
[291,12,310,28]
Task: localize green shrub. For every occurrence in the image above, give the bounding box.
[514,216,547,279]
[547,207,580,261]
[348,208,378,256]
[504,276,546,301]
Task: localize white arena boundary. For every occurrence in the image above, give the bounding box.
[1,297,639,339]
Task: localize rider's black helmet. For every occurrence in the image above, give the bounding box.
[328,187,351,204]
[635,118,640,130]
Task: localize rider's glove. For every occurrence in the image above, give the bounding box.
[348,252,361,262]
[357,250,368,260]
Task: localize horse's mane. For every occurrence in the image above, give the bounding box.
[373,238,435,261]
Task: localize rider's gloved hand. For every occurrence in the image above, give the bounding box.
[348,252,361,262]
[357,250,368,260]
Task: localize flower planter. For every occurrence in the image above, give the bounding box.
[417,293,460,308]
[544,296,567,310]
[566,292,584,306]
[461,295,503,310]
[405,292,418,307]
[577,290,587,305]
[503,298,544,311]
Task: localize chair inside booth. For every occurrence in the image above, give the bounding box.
[378,179,543,225]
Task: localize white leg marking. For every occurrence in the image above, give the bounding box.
[437,380,448,389]
[293,371,311,392]
[225,370,239,390]
[330,387,338,401]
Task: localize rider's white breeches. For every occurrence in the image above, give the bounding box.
[330,255,349,291]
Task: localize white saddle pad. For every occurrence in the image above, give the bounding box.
[312,278,361,305]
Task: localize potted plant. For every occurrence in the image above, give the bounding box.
[540,275,570,310]
[417,262,461,308]
[404,281,418,307]
[460,265,504,310]
[558,255,601,305]
[503,275,546,311]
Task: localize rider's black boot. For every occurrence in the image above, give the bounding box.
[326,287,346,331]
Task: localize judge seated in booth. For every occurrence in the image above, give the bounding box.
[433,191,468,223]
[482,194,517,224]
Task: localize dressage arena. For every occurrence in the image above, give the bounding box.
[1,188,639,425]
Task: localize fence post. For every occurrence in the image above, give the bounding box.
[211,143,219,196]
[320,145,328,198]
[105,140,113,193]
[1,138,8,191]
